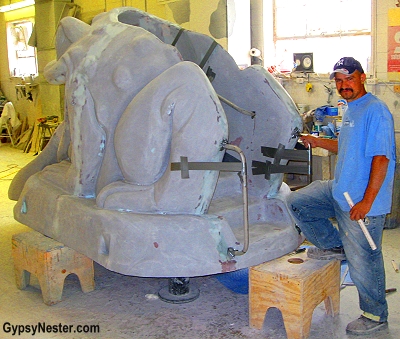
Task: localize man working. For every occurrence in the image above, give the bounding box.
[287,57,396,335]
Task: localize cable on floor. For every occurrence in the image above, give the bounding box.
[0,164,22,180]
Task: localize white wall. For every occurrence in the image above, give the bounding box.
[227,0,251,68]
[279,0,400,156]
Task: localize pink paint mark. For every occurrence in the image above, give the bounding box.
[230,136,243,147]
[153,242,159,248]
[220,260,237,273]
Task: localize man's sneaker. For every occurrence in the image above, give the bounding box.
[346,315,388,335]
[307,246,346,261]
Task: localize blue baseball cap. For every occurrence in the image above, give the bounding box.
[329,57,364,80]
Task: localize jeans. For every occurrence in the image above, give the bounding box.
[287,180,388,322]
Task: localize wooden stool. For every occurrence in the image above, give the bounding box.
[249,252,340,339]
[12,231,95,305]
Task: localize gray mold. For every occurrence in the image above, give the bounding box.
[9,8,302,278]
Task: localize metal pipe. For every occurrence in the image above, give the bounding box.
[250,0,264,66]
[223,143,249,256]
[218,95,256,118]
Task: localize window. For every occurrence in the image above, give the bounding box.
[271,0,372,74]
[6,19,37,77]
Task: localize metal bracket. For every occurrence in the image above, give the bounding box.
[252,143,311,180]
[171,156,242,179]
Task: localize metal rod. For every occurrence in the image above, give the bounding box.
[217,95,256,118]
[169,143,249,257]
[307,144,312,182]
[224,144,249,256]
[170,161,242,173]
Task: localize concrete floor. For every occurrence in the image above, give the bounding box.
[1,144,400,339]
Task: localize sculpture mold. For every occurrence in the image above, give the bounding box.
[9,8,303,278]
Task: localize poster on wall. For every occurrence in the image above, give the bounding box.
[388,8,400,81]
[388,26,400,73]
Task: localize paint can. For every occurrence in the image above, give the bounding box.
[336,119,342,134]
[338,99,348,116]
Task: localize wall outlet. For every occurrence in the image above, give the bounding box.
[366,78,378,85]
[296,77,305,84]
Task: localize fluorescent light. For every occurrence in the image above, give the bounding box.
[0,0,35,13]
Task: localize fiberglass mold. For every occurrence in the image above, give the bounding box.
[9,7,303,278]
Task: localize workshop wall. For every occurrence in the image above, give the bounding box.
[0,6,37,130]
[282,0,400,155]
[0,0,228,152]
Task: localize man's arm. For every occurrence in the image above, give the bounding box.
[350,155,390,221]
[300,134,338,153]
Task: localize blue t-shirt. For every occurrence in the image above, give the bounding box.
[332,92,396,215]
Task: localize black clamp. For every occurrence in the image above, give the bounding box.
[252,143,311,180]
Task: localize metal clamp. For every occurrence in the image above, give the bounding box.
[252,143,311,180]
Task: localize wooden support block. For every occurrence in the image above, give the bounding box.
[12,231,95,305]
[249,252,340,339]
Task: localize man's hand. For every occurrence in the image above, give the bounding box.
[300,135,319,148]
[299,134,338,153]
[349,200,371,221]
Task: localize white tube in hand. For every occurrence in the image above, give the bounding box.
[343,192,377,250]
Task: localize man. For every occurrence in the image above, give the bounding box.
[287,57,396,335]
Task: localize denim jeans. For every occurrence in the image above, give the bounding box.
[287,180,388,322]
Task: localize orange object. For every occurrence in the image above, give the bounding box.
[12,231,95,305]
